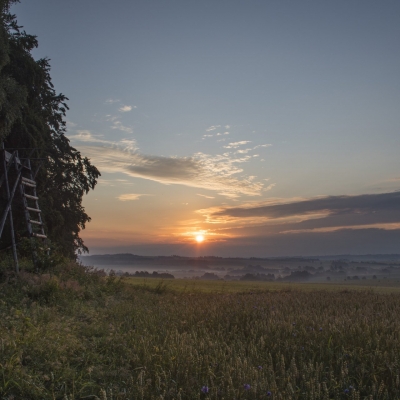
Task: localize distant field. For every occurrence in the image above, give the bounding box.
[125,276,400,294]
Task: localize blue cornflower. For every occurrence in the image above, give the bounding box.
[344,388,349,394]
[319,327,323,331]
[258,365,263,370]
[244,384,251,390]
[267,391,272,396]
[201,386,209,394]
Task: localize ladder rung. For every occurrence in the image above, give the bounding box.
[32,233,47,239]
[21,180,36,188]
[24,194,39,200]
[22,177,36,185]
[29,219,43,225]
[26,207,41,213]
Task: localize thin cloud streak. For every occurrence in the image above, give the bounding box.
[224,141,251,149]
[213,192,400,219]
[196,191,400,238]
[117,193,149,201]
[79,144,265,197]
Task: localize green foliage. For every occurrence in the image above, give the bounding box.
[1,263,400,399]
[0,0,26,142]
[0,0,100,258]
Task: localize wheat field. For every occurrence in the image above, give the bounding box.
[1,264,400,399]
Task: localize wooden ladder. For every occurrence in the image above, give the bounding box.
[19,159,47,242]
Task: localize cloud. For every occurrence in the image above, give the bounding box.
[206,125,221,132]
[66,120,77,128]
[67,130,106,144]
[213,192,400,219]
[281,222,400,234]
[236,148,252,154]
[117,193,148,201]
[111,121,133,133]
[105,98,120,104]
[198,191,400,234]
[79,143,264,197]
[197,194,215,199]
[253,144,272,149]
[224,141,251,149]
[119,105,132,112]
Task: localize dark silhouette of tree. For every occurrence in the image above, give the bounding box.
[0,0,100,257]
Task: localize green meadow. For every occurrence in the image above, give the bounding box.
[1,263,400,399]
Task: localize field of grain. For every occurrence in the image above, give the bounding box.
[1,264,400,399]
[125,276,400,294]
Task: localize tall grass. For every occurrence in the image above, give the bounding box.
[0,262,399,399]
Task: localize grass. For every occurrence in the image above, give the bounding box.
[1,262,400,399]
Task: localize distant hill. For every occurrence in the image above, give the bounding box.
[80,253,400,266]
[312,254,400,262]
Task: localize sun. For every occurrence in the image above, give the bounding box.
[195,234,204,243]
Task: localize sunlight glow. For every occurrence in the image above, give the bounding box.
[195,234,204,243]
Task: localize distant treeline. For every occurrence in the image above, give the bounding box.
[124,271,175,279]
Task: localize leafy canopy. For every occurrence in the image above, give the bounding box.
[0,0,100,258]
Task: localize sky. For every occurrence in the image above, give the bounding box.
[12,0,400,256]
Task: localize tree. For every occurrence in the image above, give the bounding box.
[0,0,100,258]
[0,0,26,142]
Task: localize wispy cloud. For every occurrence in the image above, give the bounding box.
[197,193,215,199]
[213,192,400,219]
[111,121,133,133]
[206,125,221,132]
[77,139,264,197]
[105,98,120,104]
[66,120,77,128]
[236,148,252,154]
[224,141,251,149]
[119,105,132,112]
[117,193,148,201]
[199,192,400,233]
[67,130,106,144]
[281,222,400,234]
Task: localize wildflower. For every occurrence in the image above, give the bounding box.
[349,385,354,390]
[201,386,209,394]
[319,327,323,331]
[267,391,272,396]
[244,384,251,390]
[344,388,349,394]
[258,365,263,370]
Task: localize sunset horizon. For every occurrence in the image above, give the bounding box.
[12,0,400,257]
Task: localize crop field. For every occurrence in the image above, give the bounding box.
[125,276,400,294]
[1,263,400,399]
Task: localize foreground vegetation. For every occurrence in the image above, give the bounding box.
[1,262,400,399]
